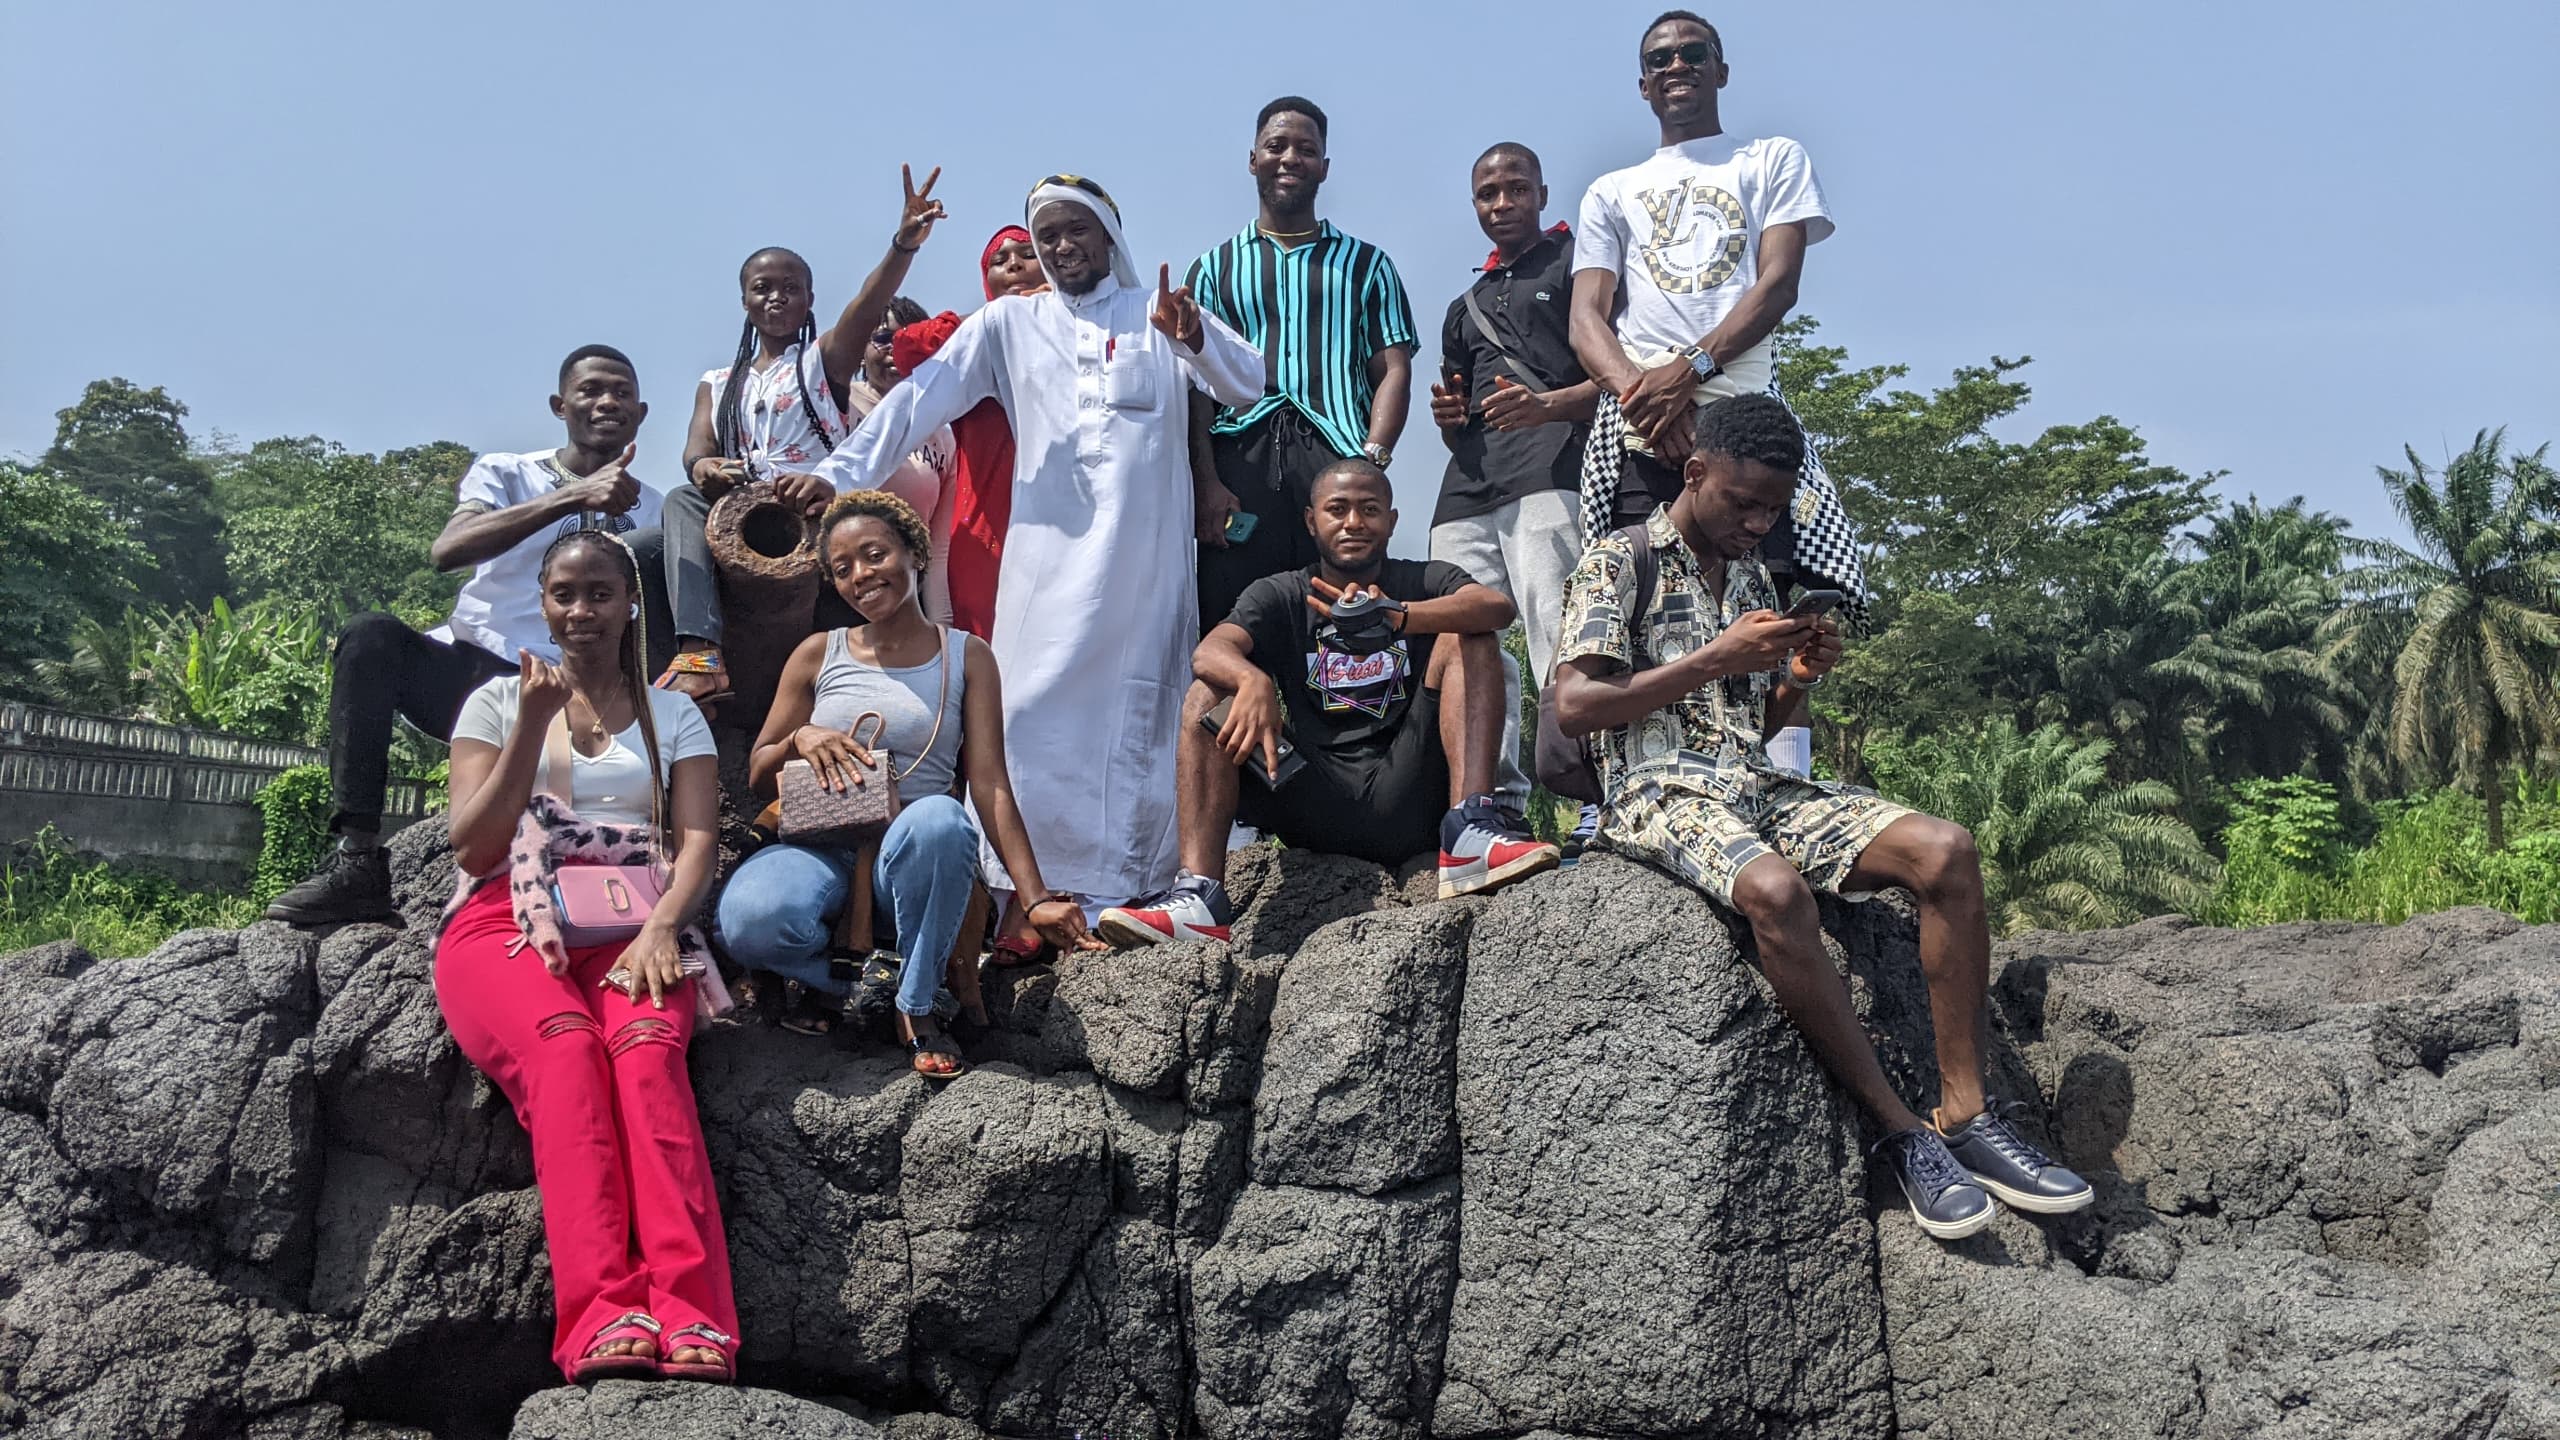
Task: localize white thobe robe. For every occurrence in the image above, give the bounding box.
[809,275,1263,902]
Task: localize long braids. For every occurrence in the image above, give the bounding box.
[537,526,670,856]
[716,248,839,464]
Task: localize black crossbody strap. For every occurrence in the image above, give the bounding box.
[1462,284,1551,395]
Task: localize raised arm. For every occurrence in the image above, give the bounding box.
[447,655,566,874]
[804,309,1002,497]
[814,164,948,396]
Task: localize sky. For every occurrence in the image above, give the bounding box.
[4,0,2555,555]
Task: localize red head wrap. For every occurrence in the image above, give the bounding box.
[981,225,1033,301]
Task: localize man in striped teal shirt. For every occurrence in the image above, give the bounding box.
[1187,95,1418,632]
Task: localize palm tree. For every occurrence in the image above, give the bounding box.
[2182,497,2360,784]
[1870,718,2220,936]
[2322,431,2560,848]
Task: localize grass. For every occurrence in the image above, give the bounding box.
[0,828,261,959]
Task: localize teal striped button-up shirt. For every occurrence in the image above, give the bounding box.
[1186,220,1417,457]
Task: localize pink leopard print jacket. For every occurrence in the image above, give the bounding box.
[440,793,734,1018]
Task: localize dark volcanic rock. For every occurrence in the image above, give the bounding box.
[510,1379,881,1438]
[1435,856,1891,1440]
[4,819,2557,1440]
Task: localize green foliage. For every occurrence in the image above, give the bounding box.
[2209,779,2560,927]
[214,437,468,618]
[2320,430,2560,848]
[2209,776,2350,927]
[251,765,334,906]
[0,828,259,958]
[0,462,147,698]
[38,597,333,746]
[1867,718,2220,936]
[43,379,227,610]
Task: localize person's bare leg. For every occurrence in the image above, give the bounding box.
[1730,853,1927,1133]
[1177,679,1245,880]
[1843,815,1991,1127]
[1428,631,1505,805]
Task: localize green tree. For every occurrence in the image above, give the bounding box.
[0,462,147,698]
[1776,320,2217,773]
[2181,497,2360,785]
[2321,430,2560,847]
[42,379,227,610]
[214,436,468,617]
[1867,718,2219,935]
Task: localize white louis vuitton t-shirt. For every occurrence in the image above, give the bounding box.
[1573,134,1833,392]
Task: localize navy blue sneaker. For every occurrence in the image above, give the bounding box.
[1939,1101,2095,1214]
[1876,1127,2000,1239]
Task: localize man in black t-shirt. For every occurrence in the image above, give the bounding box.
[1098,461,1560,947]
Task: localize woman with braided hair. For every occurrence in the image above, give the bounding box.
[434,527,740,1383]
[643,165,950,712]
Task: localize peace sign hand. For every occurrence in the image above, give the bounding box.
[895,164,947,252]
[1151,264,1204,352]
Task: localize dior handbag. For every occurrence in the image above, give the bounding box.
[542,711,669,947]
[777,629,952,850]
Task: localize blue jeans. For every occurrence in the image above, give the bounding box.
[715,795,980,1017]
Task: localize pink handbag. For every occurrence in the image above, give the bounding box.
[542,711,669,948]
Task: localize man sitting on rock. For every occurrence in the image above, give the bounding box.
[1098,459,1559,948]
[1550,394,2091,1240]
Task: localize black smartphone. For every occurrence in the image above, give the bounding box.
[1200,695,1306,789]
[1783,589,1845,622]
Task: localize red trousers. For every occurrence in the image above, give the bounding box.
[434,883,738,1379]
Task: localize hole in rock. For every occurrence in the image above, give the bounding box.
[740,506,807,559]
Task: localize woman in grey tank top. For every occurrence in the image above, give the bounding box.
[719,492,1100,1076]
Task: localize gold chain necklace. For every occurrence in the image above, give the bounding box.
[567,694,611,747]
[1257,223,1319,242]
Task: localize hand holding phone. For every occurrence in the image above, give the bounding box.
[1223,510,1261,544]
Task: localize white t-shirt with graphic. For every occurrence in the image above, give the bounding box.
[1573,134,1833,389]
[433,450,667,664]
[702,342,848,480]
[451,678,716,828]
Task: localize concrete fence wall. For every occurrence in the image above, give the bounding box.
[0,703,428,888]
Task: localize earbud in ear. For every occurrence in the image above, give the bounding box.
[629,604,640,619]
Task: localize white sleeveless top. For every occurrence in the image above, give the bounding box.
[702,342,848,479]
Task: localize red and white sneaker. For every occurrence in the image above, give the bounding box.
[1096,874,1235,949]
[1438,798,1562,900]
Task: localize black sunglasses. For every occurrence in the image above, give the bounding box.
[870,326,896,346]
[1644,39,1718,71]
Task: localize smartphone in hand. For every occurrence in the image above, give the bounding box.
[1224,511,1261,544]
[1783,589,1846,622]
[1199,694,1304,788]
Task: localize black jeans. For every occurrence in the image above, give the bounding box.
[1197,407,1343,635]
[326,612,512,835]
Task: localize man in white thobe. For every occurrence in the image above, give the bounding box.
[806,174,1263,911]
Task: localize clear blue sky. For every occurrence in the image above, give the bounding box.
[5,1,2554,552]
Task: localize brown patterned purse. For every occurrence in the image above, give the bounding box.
[776,629,951,850]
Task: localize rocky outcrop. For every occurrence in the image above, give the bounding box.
[1,824,2553,1439]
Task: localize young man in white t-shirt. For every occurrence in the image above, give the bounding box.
[266,344,665,927]
[1568,7,1834,790]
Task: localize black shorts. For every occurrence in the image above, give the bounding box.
[1238,687,1448,867]
[1616,448,1797,579]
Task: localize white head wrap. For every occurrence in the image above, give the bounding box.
[1024,174,1142,292]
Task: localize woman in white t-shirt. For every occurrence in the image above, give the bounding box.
[433,529,738,1386]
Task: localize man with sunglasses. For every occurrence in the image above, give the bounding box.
[1569,9,1836,795]
[1570,10,1833,535]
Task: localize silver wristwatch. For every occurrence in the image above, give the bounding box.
[1683,343,1720,381]
[1361,441,1392,469]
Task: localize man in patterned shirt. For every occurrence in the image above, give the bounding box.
[1550,394,2091,1242]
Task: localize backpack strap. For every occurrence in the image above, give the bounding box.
[1620,523,1658,667]
[1462,284,1552,395]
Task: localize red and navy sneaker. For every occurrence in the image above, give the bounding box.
[1438,797,1562,900]
[1096,873,1235,949]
